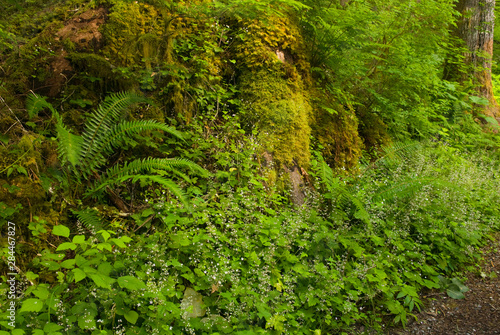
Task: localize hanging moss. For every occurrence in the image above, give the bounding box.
[101,1,165,68]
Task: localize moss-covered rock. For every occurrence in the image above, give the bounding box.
[239,70,311,167]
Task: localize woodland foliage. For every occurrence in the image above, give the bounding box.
[1,0,500,334]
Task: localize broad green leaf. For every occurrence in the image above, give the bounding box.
[52,225,70,238]
[60,259,76,269]
[446,288,465,299]
[97,242,112,251]
[44,322,63,332]
[20,298,43,312]
[111,238,127,248]
[450,278,469,293]
[118,276,146,290]
[98,262,113,276]
[32,285,50,300]
[124,310,139,324]
[56,242,77,251]
[73,235,86,244]
[98,230,111,242]
[72,268,86,283]
[89,273,115,290]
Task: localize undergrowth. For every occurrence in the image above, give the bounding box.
[1,137,499,334]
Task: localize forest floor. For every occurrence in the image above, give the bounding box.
[389,233,500,335]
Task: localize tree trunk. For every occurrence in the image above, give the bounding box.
[446,0,499,119]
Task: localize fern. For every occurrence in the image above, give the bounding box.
[72,208,103,232]
[26,91,207,208]
[78,120,184,178]
[53,112,84,167]
[315,157,337,194]
[360,141,422,176]
[26,93,57,118]
[87,158,207,199]
[78,92,152,176]
[315,157,371,224]
[373,177,459,203]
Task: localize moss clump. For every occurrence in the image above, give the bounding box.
[101,1,165,68]
[239,69,311,168]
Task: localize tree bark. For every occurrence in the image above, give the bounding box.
[446,0,499,119]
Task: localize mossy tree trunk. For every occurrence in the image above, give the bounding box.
[447,0,499,119]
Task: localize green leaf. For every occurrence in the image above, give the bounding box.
[72,268,87,283]
[118,276,147,291]
[89,273,115,290]
[57,242,77,251]
[44,322,63,332]
[32,285,50,300]
[52,225,70,238]
[20,298,43,312]
[111,237,127,248]
[469,95,489,106]
[98,230,111,242]
[446,288,465,299]
[73,235,86,244]
[61,259,76,269]
[450,278,469,293]
[16,166,27,176]
[124,310,139,324]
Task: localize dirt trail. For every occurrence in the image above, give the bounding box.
[391,236,500,335]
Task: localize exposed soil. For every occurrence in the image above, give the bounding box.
[390,235,500,335]
[55,7,107,51]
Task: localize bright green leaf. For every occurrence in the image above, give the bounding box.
[52,225,70,238]
[118,276,147,291]
[20,299,43,313]
[124,310,139,324]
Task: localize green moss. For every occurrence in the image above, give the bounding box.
[312,104,364,171]
[101,1,165,68]
[239,69,311,167]
[67,52,126,90]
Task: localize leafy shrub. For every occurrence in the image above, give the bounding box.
[2,140,499,334]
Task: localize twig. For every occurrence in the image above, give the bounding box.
[133,214,155,233]
[1,95,27,133]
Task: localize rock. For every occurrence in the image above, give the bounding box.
[180,287,206,319]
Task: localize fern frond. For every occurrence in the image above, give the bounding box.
[78,92,151,172]
[337,189,371,224]
[129,175,188,207]
[314,159,371,224]
[26,93,57,118]
[72,208,103,232]
[87,174,188,208]
[78,120,184,178]
[361,142,422,174]
[373,177,459,203]
[87,157,207,194]
[316,159,338,193]
[26,94,83,166]
[55,118,83,167]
